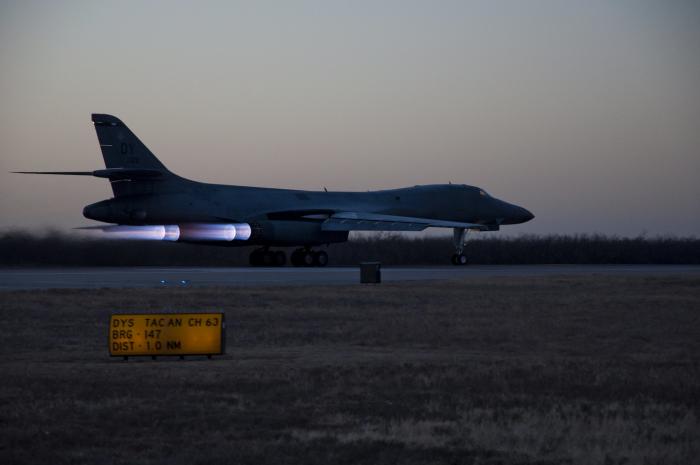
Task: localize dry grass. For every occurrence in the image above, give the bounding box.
[0,275,699,464]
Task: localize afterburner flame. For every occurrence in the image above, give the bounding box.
[84,223,250,242]
[100,225,168,241]
[179,223,237,241]
[232,223,252,240]
[163,225,180,241]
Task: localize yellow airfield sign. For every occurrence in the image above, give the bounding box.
[109,313,225,357]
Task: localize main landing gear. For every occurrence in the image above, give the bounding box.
[249,248,286,267]
[451,227,470,266]
[248,247,329,267]
[290,248,328,267]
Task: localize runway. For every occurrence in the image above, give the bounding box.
[1,265,698,290]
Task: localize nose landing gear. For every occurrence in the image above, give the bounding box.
[451,227,470,266]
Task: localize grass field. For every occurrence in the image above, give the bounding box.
[1,275,699,464]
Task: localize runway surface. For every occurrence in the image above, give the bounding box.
[1,265,698,290]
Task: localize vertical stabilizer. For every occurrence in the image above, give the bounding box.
[91,114,175,197]
[92,113,168,171]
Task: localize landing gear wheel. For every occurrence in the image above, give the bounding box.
[249,249,264,266]
[451,253,468,266]
[250,249,280,266]
[290,248,329,267]
[291,249,304,267]
[313,250,328,267]
[261,250,275,266]
[273,250,286,267]
[301,250,315,267]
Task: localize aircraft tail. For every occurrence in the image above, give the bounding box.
[14,114,183,198]
[92,114,168,171]
[91,113,177,197]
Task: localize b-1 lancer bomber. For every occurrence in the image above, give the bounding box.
[16,114,534,266]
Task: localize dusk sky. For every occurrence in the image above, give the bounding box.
[1,1,698,236]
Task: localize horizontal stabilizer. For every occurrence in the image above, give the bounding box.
[14,168,164,180]
[13,171,94,176]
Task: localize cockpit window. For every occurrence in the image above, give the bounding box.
[479,190,488,197]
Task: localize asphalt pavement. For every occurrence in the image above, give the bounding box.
[1,265,698,290]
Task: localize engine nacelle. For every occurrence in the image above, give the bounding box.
[83,198,144,224]
[250,220,348,246]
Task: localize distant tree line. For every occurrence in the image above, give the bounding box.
[0,229,698,266]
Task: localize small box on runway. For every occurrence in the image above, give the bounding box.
[360,262,381,283]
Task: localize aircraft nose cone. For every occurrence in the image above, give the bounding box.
[493,200,535,225]
[521,208,535,222]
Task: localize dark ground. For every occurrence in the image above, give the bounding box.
[0,275,698,464]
